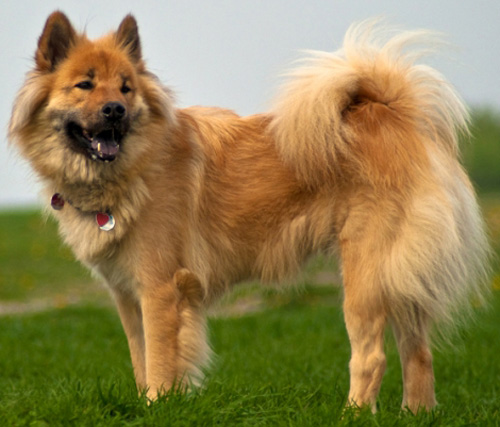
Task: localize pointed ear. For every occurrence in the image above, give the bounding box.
[36,11,77,72]
[116,15,142,63]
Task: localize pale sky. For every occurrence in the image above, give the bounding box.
[1,0,499,207]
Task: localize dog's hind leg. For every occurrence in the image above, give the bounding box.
[391,315,436,413]
[341,240,388,413]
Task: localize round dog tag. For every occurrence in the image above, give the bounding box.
[96,212,115,231]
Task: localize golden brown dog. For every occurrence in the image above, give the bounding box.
[9,12,490,412]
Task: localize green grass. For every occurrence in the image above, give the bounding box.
[0,295,499,426]
[462,108,500,192]
[0,210,97,301]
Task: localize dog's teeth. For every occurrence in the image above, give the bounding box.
[104,160,109,164]
[97,142,101,153]
[91,154,97,160]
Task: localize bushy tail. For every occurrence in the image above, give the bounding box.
[270,20,468,188]
[270,20,491,337]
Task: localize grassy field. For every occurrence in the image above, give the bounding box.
[1,206,499,426]
[462,108,500,192]
[1,110,499,425]
[0,296,498,426]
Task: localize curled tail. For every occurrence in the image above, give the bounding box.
[271,20,491,337]
[270,20,468,188]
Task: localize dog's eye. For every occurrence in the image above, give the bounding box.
[75,81,94,90]
[121,84,132,94]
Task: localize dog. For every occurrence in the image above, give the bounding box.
[9,11,490,413]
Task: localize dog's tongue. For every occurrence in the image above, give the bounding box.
[91,130,119,160]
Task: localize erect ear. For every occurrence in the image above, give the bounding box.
[116,15,142,63]
[35,11,77,72]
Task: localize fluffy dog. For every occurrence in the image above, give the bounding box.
[9,11,490,412]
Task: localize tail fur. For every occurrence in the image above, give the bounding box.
[270,20,491,338]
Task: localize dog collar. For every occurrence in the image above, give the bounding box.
[50,193,115,231]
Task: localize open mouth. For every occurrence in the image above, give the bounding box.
[67,122,124,162]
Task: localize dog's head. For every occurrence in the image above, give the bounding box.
[9,12,175,182]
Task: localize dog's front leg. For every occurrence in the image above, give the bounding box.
[142,278,181,398]
[113,290,147,390]
[141,269,210,400]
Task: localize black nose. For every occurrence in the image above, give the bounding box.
[102,102,126,121]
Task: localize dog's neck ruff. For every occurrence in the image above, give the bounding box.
[50,193,115,231]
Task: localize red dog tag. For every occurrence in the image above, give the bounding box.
[96,212,115,231]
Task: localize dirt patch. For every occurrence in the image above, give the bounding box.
[0,286,112,316]
[0,272,342,317]
[0,296,82,316]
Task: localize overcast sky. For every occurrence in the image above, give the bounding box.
[1,0,499,208]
